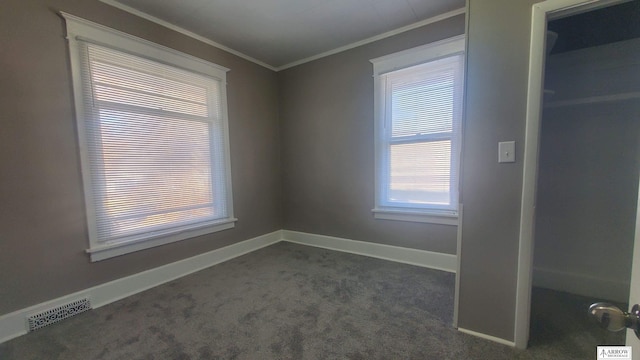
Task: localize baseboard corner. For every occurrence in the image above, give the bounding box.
[457,327,516,347]
[282,230,457,273]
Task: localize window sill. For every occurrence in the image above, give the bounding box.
[372,208,458,226]
[86,218,238,262]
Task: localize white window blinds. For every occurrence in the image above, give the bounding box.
[372,36,465,220]
[382,55,463,210]
[77,41,233,249]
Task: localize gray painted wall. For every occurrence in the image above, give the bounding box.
[279,15,465,254]
[457,0,541,342]
[533,38,640,302]
[0,0,281,315]
[2,0,576,346]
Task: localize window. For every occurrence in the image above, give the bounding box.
[371,36,465,225]
[63,13,235,261]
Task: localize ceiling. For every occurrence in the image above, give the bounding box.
[101,0,465,70]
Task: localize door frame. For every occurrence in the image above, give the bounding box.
[516,0,630,349]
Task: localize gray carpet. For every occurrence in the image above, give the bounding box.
[528,286,626,357]
[0,242,623,359]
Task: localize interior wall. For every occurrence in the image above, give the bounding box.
[457,0,542,342]
[1,0,577,347]
[533,38,640,303]
[0,0,281,315]
[278,15,465,254]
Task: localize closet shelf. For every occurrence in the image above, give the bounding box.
[545,91,640,108]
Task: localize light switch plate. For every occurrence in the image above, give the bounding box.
[498,141,516,163]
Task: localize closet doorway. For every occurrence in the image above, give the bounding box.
[528,0,640,355]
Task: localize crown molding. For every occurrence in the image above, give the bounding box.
[277,7,466,71]
[100,0,465,72]
[99,0,278,71]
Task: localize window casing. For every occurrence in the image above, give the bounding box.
[63,13,236,261]
[371,36,465,225]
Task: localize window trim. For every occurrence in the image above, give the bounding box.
[370,35,465,225]
[62,12,236,261]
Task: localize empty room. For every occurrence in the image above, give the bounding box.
[1,0,639,359]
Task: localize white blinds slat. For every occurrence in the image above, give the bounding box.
[389,141,451,205]
[382,53,463,208]
[79,42,228,244]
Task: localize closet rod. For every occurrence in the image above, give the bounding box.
[545,91,640,108]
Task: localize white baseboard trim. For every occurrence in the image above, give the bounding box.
[533,266,629,303]
[0,230,282,344]
[458,327,516,347]
[1,229,460,344]
[282,230,457,273]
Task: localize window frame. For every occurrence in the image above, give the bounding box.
[63,13,236,261]
[370,35,465,225]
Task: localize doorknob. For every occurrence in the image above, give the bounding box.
[589,302,640,339]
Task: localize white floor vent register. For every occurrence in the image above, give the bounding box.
[27,298,92,331]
